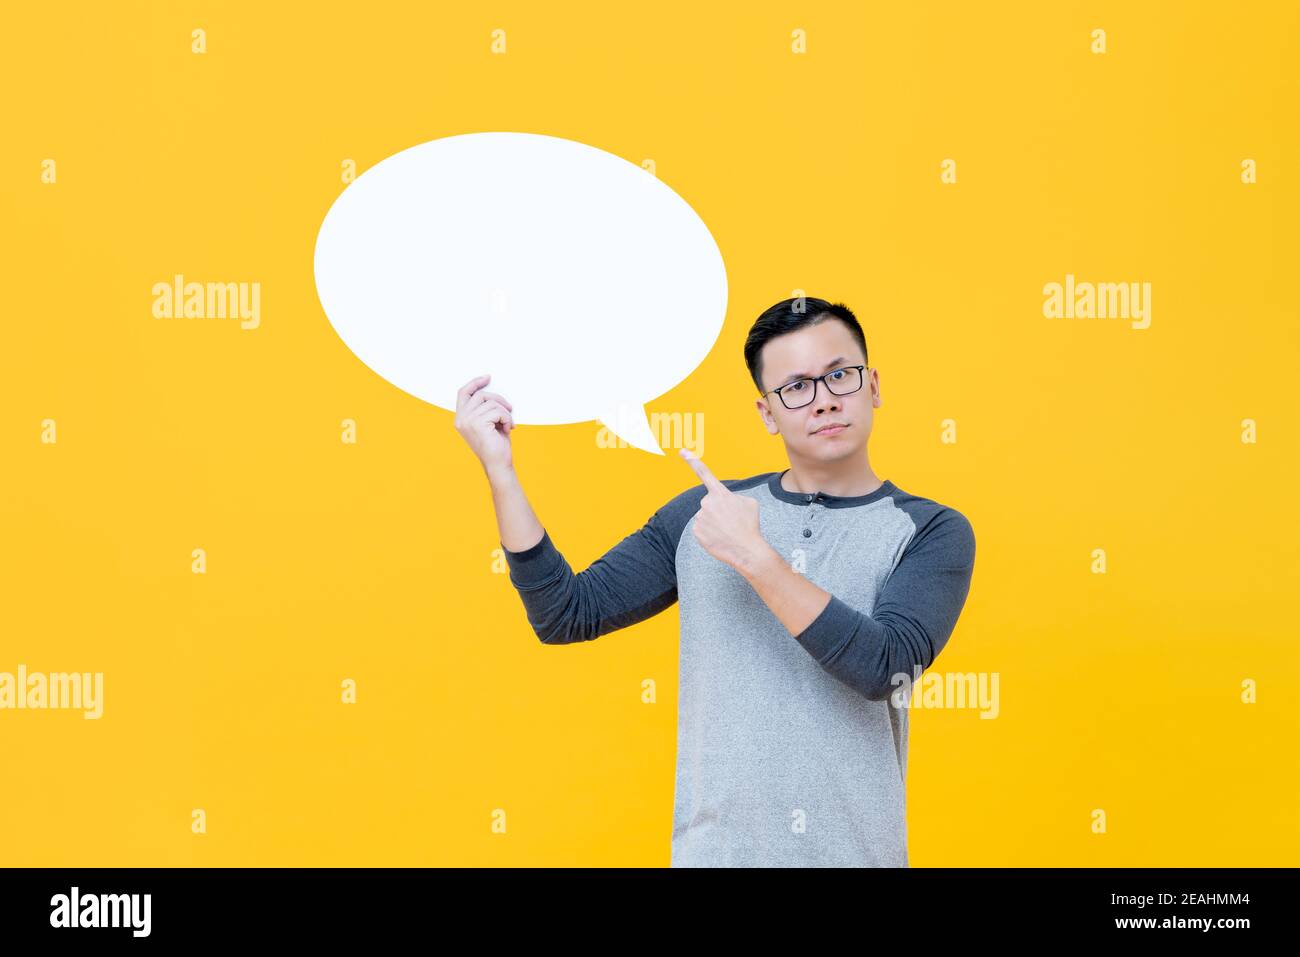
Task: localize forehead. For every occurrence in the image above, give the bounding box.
[762,320,864,384]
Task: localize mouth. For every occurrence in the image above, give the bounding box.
[812,423,849,436]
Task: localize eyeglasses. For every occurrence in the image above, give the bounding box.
[762,365,866,410]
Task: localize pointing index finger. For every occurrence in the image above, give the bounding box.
[679,448,727,494]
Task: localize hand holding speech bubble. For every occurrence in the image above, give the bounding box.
[313,132,729,454]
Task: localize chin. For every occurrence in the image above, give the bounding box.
[799,437,864,459]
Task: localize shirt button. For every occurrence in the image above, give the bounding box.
[803,528,812,537]
[805,494,813,502]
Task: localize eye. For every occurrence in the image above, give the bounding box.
[786,379,807,392]
[828,369,846,381]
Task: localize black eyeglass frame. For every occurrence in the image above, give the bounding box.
[760,364,867,410]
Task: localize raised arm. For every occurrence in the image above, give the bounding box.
[452,373,705,644]
[453,373,544,551]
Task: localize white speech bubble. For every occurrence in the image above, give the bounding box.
[313,132,728,455]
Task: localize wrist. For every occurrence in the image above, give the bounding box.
[737,539,782,583]
[484,463,517,487]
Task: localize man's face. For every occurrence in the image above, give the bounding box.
[754,319,880,461]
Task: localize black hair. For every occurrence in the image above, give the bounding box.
[744,297,868,396]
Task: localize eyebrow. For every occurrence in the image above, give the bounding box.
[777,356,849,388]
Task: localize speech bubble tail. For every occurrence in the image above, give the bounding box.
[597,403,665,456]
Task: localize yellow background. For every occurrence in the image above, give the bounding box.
[2,1,1297,866]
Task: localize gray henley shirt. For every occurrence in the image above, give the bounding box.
[501,468,976,867]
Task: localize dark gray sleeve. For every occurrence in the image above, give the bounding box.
[790,506,976,701]
[501,484,707,644]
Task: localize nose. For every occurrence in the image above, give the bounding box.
[813,386,841,415]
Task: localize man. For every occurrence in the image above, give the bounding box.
[454,296,976,867]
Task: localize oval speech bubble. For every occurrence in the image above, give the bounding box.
[313,132,729,455]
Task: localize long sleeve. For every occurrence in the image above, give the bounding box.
[789,507,976,702]
[501,485,706,644]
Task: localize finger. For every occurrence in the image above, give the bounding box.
[455,374,492,410]
[679,448,726,494]
[491,409,515,434]
[469,389,512,412]
[474,400,513,431]
[473,398,509,421]
[482,410,514,436]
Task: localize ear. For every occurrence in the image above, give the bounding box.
[755,397,780,435]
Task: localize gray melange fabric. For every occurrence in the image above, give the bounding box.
[501,469,976,867]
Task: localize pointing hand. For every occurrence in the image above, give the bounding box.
[679,449,767,574]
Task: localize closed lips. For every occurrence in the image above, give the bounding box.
[813,423,848,433]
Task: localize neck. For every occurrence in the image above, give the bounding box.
[782,452,883,498]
